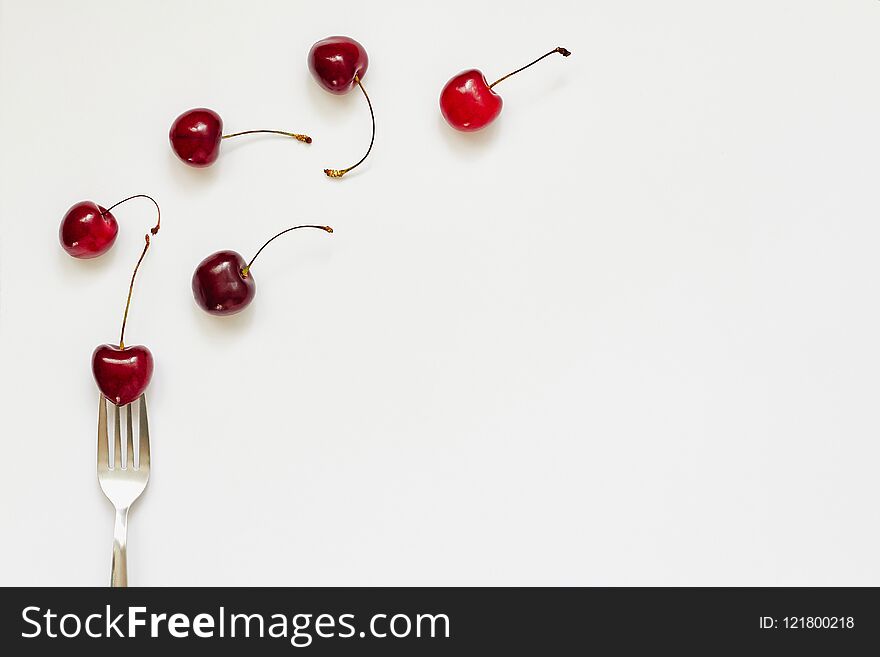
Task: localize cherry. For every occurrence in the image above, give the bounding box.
[440,46,571,132]
[59,195,160,259]
[59,202,116,258]
[92,201,161,406]
[193,225,333,316]
[92,344,154,406]
[307,36,375,178]
[309,36,368,94]
[191,250,254,315]
[169,107,311,168]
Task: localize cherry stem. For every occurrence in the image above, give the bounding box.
[102,194,161,235]
[324,76,375,179]
[222,129,312,144]
[119,234,152,349]
[242,225,334,277]
[488,46,571,89]
[112,196,162,348]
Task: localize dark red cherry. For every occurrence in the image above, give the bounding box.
[169,108,223,167]
[59,201,118,258]
[440,46,571,132]
[193,225,333,316]
[308,36,368,94]
[92,344,154,406]
[192,250,255,316]
[308,36,374,178]
[439,70,502,132]
[169,108,311,168]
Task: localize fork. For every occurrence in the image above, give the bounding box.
[97,393,151,587]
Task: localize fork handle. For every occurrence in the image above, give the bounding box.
[111,507,129,587]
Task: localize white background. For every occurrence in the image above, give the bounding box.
[1,0,879,586]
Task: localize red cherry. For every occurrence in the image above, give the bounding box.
[308,36,369,94]
[92,344,154,406]
[169,108,223,167]
[439,70,502,132]
[59,201,118,258]
[169,108,311,168]
[193,225,333,316]
[192,250,256,316]
[59,195,160,259]
[440,46,571,132]
[308,36,375,178]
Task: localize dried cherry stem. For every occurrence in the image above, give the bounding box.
[119,234,152,349]
[489,46,571,89]
[222,129,312,144]
[102,194,161,235]
[241,225,334,278]
[324,76,374,178]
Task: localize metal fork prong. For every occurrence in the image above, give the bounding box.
[124,403,134,470]
[113,404,121,470]
[138,394,150,470]
[97,394,109,470]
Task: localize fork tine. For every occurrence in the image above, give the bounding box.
[97,394,109,470]
[113,404,121,470]
[138,394,150,470]
[124,403,134,470]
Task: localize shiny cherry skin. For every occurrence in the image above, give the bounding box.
[440,69,502,132]
[169,108,223,167]
[192,250,256,315]
[92,344,154,406]
[308,36,368,94]
[59,201,118,258]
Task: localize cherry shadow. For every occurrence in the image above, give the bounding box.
[56,238,122,279]
[166,150,221,186]
[436,112,501,155]
[189,297,257,339]
[303,75,362,118]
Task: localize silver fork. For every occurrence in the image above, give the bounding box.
[97,393,150,587]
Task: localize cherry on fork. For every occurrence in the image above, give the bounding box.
[91,203,161,406]
[440,46,571,132]
[169,108,312,168]
[59,195,160,259]
[192,224,333,316]
[308,36,375,178]
[93,344,154,408]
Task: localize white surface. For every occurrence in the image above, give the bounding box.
[1,0,879,586]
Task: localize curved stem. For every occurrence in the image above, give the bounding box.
[489,46,571,89]
[102,194,161,235]
[324,77,375,178]
[119,234,152,349]
[242,225,334,277]
[107,196,162,348]
[222,129,312,144]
